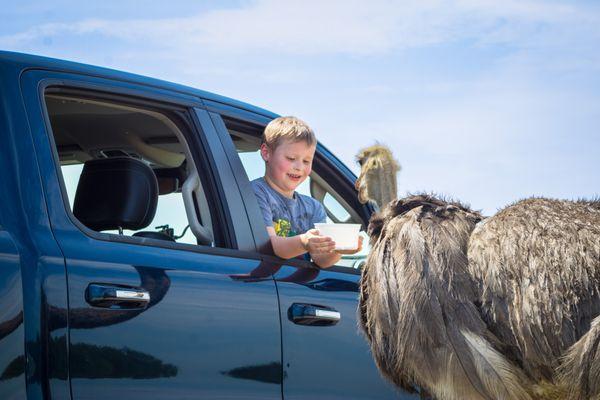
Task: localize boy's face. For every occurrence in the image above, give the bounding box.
[261,139,316,198]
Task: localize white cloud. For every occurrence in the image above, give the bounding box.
[2,0,598,57]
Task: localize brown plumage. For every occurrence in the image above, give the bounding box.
[356,149,600,400]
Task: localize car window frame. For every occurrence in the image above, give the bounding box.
[208,109,374,274]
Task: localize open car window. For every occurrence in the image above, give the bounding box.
[44,91,220,248]
[223,117,370,270]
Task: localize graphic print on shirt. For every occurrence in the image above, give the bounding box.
[274,218,297,237]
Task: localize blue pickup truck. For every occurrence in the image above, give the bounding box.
[0,51,416,399]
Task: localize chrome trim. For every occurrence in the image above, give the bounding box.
[314,309,341,321]
[115,289,150,301]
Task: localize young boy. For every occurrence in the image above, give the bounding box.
[251,116,363,268]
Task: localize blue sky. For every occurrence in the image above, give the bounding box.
[2,0,598,214]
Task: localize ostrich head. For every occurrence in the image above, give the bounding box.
[355,144,400,209]
[366,194,481,246]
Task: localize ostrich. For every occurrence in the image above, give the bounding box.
[355,146,600,400]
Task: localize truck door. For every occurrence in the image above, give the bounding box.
[21,70,282,400]
[210,109,422,399]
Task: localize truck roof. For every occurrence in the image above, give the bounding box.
[0,50,279,119]
[0,50,355,181]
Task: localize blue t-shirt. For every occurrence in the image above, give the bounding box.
[251,177,327,237]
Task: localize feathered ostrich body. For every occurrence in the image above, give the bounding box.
[356,146,600,400]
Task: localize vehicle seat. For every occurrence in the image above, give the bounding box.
[73,157,174,242]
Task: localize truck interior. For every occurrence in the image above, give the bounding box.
[43,91,215,246]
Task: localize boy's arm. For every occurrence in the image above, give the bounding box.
[266,227,335,260]
[266,226,307,259]
[311,252,341,268]
[266,226,343,269]
[307,202,341,268]
[311,235,364,268]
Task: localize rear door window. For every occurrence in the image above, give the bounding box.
[222,116,371,270]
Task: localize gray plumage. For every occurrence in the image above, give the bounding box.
[359,194,600,400]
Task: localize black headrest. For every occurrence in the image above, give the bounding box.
[73,158,158,232]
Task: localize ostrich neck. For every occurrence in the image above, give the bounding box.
[373,169,397,208]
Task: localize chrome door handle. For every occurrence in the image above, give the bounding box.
[86,283,150,309]
[288,303,341,326]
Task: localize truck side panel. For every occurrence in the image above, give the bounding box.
[0,60,70,400]
[0,231,25,400]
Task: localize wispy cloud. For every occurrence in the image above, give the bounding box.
[2,0,598,57]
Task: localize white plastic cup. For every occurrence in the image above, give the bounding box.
[314,223,361,250]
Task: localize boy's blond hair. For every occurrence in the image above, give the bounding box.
[262,116,317,150]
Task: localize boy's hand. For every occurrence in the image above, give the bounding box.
[335,235,364,255]
[302,229,336,255]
